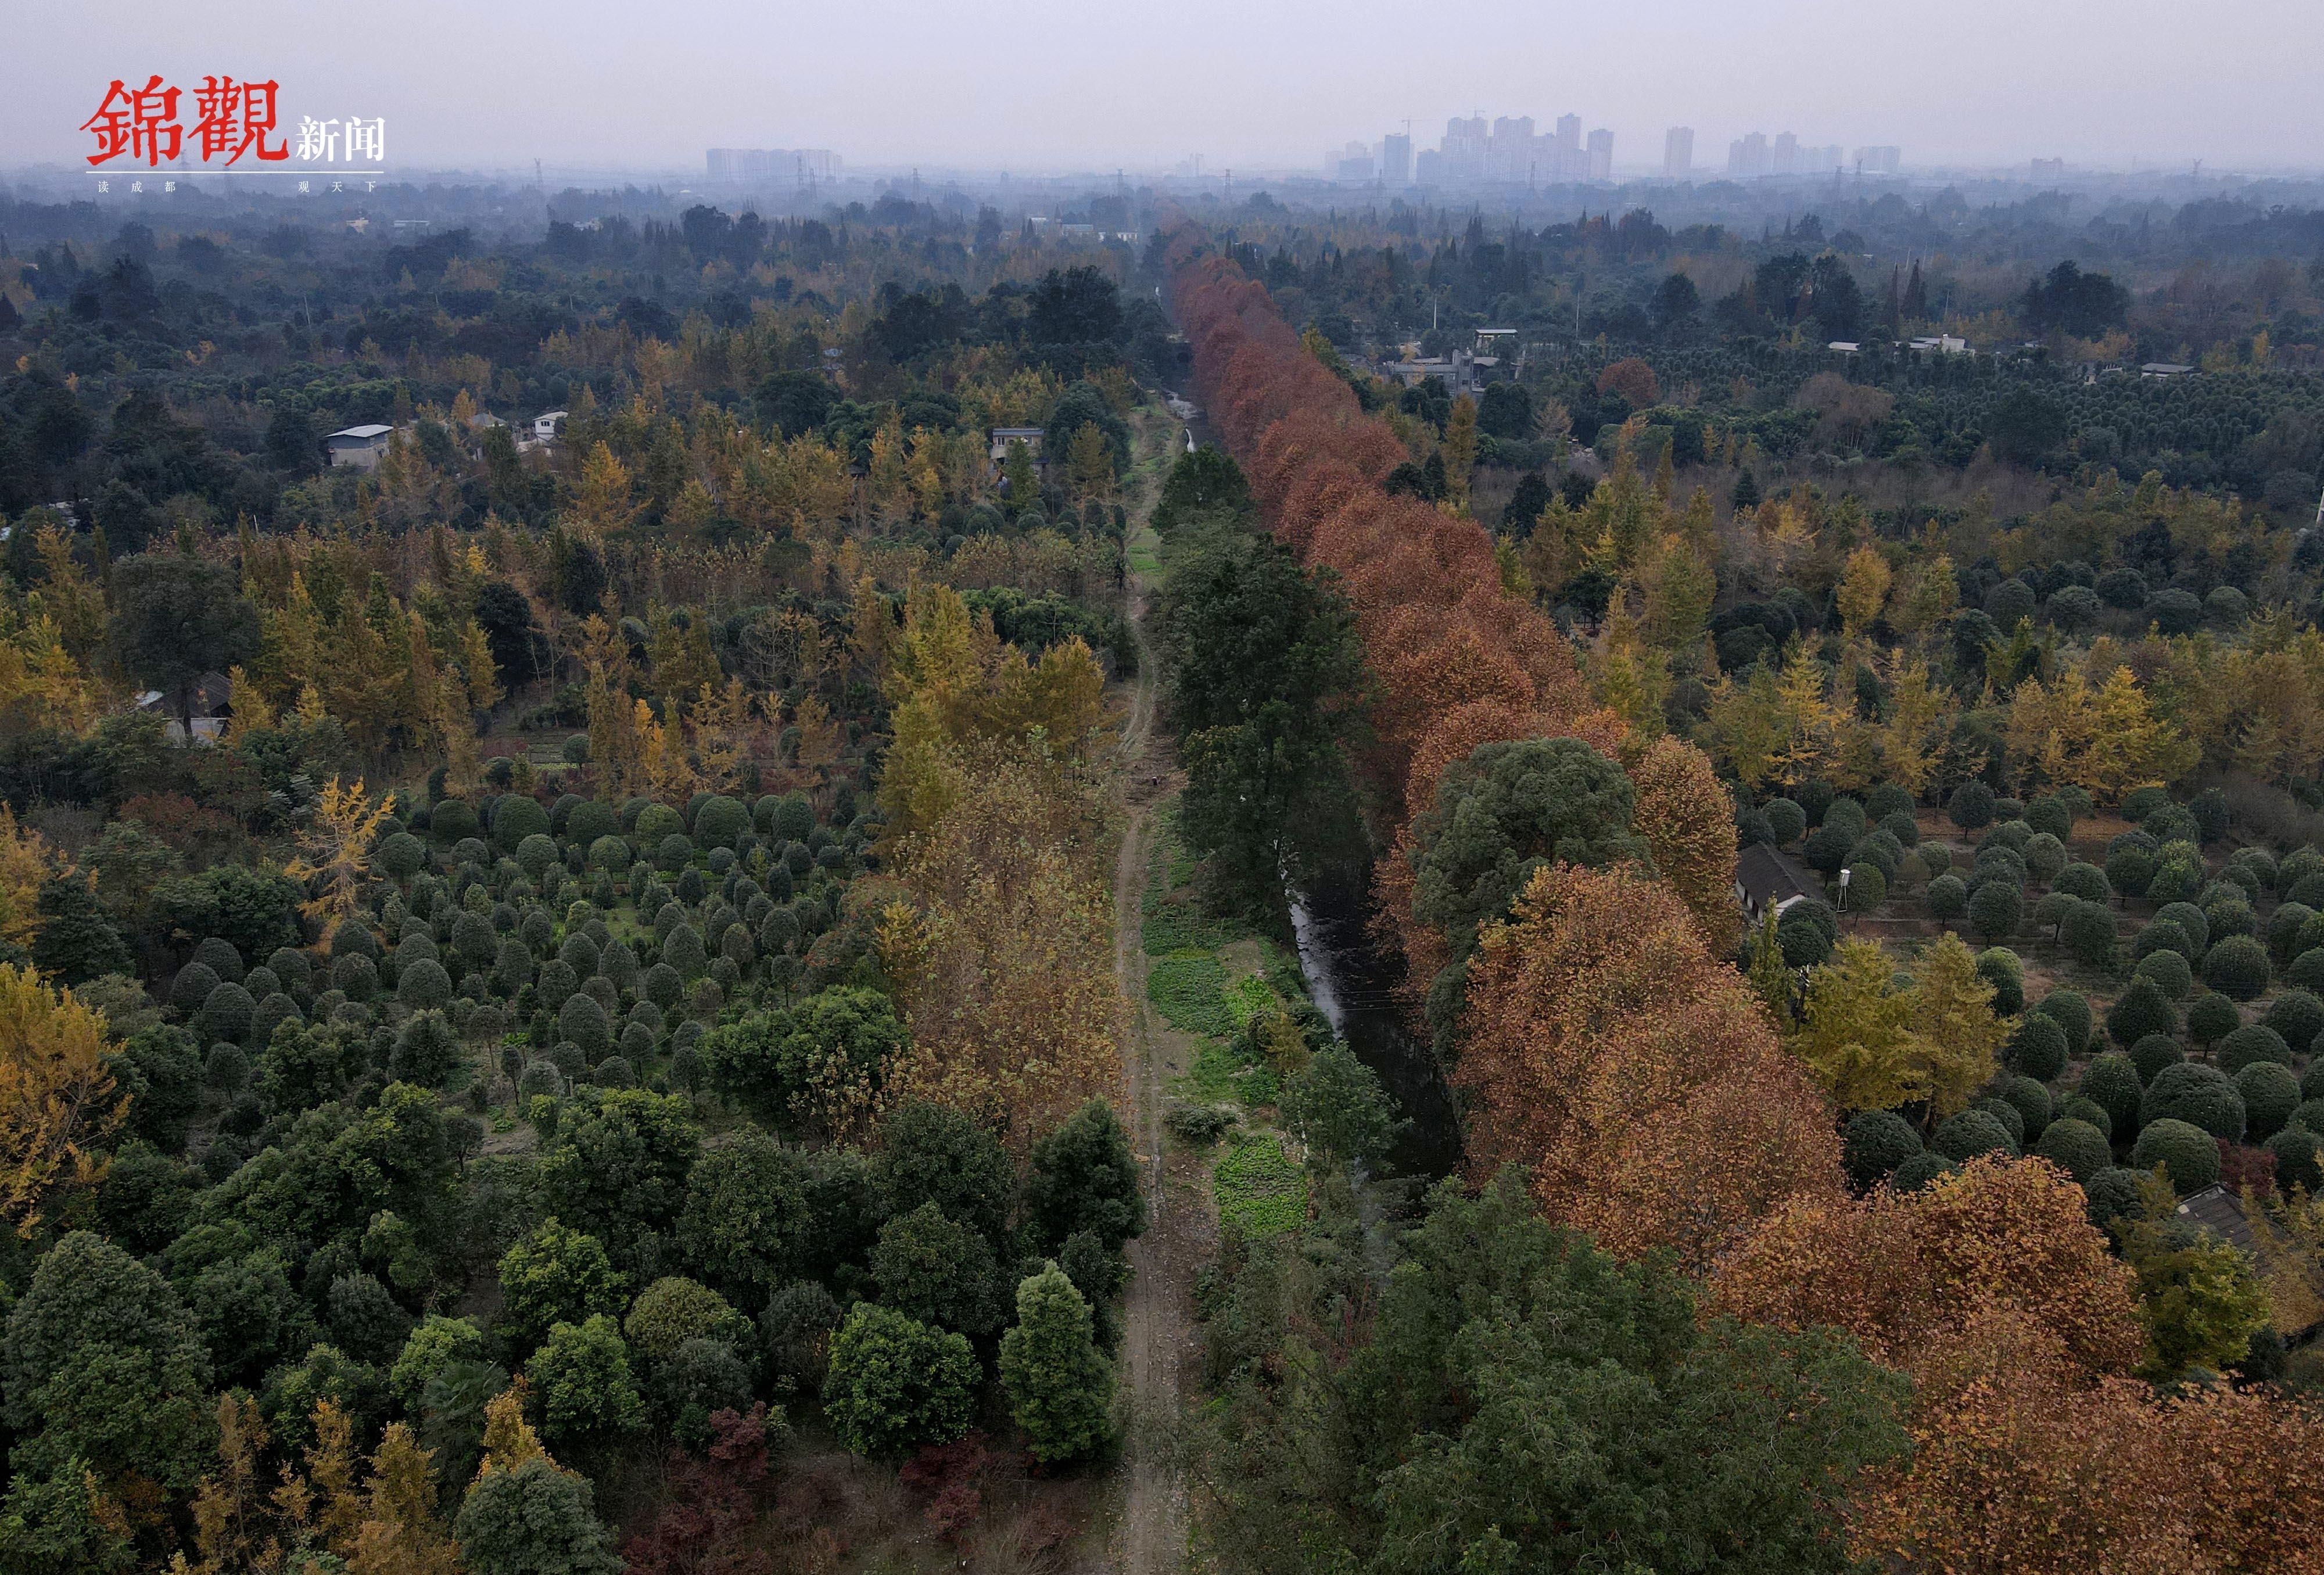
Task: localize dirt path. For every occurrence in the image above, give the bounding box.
[1111,413,1195,1575]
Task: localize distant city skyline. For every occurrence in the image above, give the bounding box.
[5,0,2321,175]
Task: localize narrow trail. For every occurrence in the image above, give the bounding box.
[1112,411,1193,1575]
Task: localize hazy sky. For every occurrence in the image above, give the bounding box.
[7,0,2321,178]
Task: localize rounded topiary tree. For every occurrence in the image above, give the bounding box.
[1842,1109,1923,1187]
[2129,1032,2183,1085]
[376,832,428,881]
[2054,862,2110,902]
[1934,1108,2018,1163]
[2001,1075,2053,1142]
[558,993,611,1061]
[1948,781,1996,831]
[694,795,750,851]
[2035,989,2092,1056]
[2265,990,2324,1057]
[2009,1013,2070,1082]
[2032,1117,2111,1182]
[2238,1061,2301,1142]
[2060,1096,2113,1140]
[1967,878,2022,943]
[2083,1167,2148,1228]
[1926,874,1968,924]
[2269,1126,2324,1194]
[566,798,621,846]
[397,958,453,1011]
[2061,900,2117,967]
[2078,1054,2145,1140]
[2218,1024,2291,1077]
[2132,948,2193,1000]
[199,981,256,1045]
[2130,1118,2221,1193]
[2186,991,2243,1050]
[1891,1152,1957,1192]
[1974,1096,2027,1150]
[2140,1061,2245,1142]
[2106,975,2178,1049]
[1763,798,1806,846]
[492,795,551,856]
[2203,934,2271,1000]
[429,799,480,844]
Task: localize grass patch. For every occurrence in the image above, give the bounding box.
[1214,1135,1307,1237]
[1224,971,1276,1028]
[1147,953,1236,1038]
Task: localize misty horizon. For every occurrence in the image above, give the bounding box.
[6,0,2322,178]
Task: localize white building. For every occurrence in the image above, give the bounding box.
[325,424,394,469]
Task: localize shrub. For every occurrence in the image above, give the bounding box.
[1968,878,2022,942]
[2061,1096,2113,1140]
[1933,1108,2017,1163]
[2061,900,2117,966]
[1891,1152,1956,1192]
[2106,975,2178,1048]
[2054,862,2110,902]
[1976,948,2025,1014]
[397,958,452,1010]
[1844,861,1887,908]
[2132,948,2193,999]
[2129,1032,2183,1084]
[2270,1126,2324,1194]
[2140,1061,2246,1142]
[2002,1075,2053,1141]
[1842,1110,1923,1186]
[2266,990,2324,1057]
[1948,781,1996,830]
[2187,991,2243,1049]
[2218,1024,2292,1073]
[2035,989,2092,1055]
[623,1276,751,1361]
[2130,1118,2222,1193]
[821,1303,978,1459]
[2009,1013,2069,1082]
[2083,1167,2149,1229]
[1974,1096,2026,1149]
[492,796,551,855]
[2079,1053,2145,1139]
[2202,935,2272,999]
[2238,1062,2302,1141]
[2032,1117,2112,1182]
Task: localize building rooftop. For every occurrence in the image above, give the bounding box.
[329,424,393,440]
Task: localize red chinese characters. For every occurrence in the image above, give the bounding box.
[83,76,289,166]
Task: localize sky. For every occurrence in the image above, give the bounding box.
[5,0,2321,180]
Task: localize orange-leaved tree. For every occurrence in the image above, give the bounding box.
[1455,862,1841,1272]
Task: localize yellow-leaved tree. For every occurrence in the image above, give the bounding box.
[1788,934,2006,1118]
[0,962,123,1233]
[285,778,393,928]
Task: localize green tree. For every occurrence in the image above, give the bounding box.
[455,1454,621,1575]
[621,1276,750,1361]
[871,1100,1016,1251]
[675,1129,810,1305]
[107,551,260,734]
[1195,1170,1907,1572]
[1409,737,1647,967]
[821,1302,978,1459]
[1154,518,1369,906]
[998,1262,1114,1465]
[523,1314,644,1449]
[1022,1098,1143,1253]
[701,988,907,1131]
[1279,1043,1405,1170]
[535,1088,701,1261]
[2111,1171,2269,1380]
[497,1220,626,1349]
[871,1201,1006,1338]
[2,1231,216,1507]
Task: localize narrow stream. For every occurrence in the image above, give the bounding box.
[1287,866,1464,1180]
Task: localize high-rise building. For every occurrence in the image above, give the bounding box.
[1772,132,1798,175]
[1663,126,1693,178]
[1441,115,1489,180]
[1728,132,1768,177]
[1380,132,1412,185]
[706,148,841,184]
[2030,156,2065,182]
[1853,145,1902,174]
[1586,127,1613,181]
[1554,114,1581,155]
